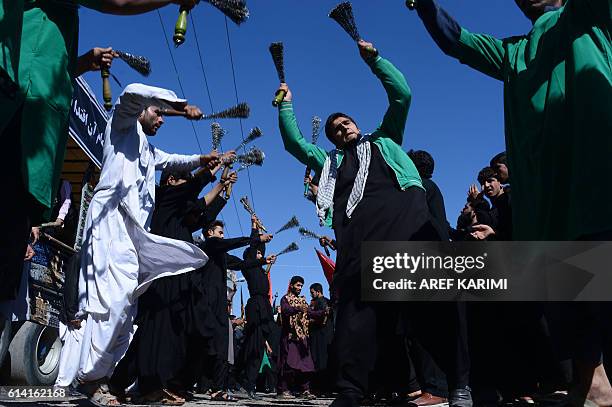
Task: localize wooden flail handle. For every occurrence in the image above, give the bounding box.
[221,166,232,199]
[272,89,286,107]
[304,166,311,196]
[406,0,417,10]
[255,218,267,233]
[159,108,187,117]
[101,68,112,111]
[265,262,273,274]
[174,6,189,46]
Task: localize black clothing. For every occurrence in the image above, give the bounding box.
[329,142,441,399]
[489,190,512,240]
[422,178,450,241]
[239,237,274,392]
[195,233,263,361]
[309,296,332,371]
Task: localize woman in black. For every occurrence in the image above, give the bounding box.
[238,216,277,400]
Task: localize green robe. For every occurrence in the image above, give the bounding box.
[452,0,612,240]
[0,0,99,216]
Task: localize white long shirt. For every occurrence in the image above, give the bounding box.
[79,84,208,316]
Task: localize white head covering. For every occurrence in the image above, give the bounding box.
[111,83,187,131]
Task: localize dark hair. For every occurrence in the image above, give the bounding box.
[490,152,507,168]
[477,167,498,186]
[206,220,224,235]
[160,169,192,186]
[310,283,323,293]
[324,112,357,145]
[469,197,491,212]
[290,275,304,286]
[407,149,434,179]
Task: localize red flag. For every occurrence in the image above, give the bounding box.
[315,249,335,285]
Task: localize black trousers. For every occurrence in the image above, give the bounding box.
[409,337,449,398]
[200,356,229,392]
[242,349,263,392]
[332,300,462,399]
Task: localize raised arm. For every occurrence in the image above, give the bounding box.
[416,0,506,81]
[153,149,220,173]
[226,254,266,271]
[361,41,411,146]
[277,84,328,172]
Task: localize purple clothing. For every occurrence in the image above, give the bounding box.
[278,295,315,373]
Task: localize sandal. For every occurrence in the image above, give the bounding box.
[210,391,238,402]
[136,389,185,406]
[89,386,121,407]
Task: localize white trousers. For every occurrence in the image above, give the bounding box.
[77,300,135,382]
[55,321,86,387]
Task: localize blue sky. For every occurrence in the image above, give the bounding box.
[78,1,532,313]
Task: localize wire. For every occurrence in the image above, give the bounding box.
[224,17,256,211]
[156,10,203,154]
[188,11,247,235]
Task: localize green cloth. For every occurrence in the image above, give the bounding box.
[0,0,100,214]
[259,350,271,374]
[451,0,612,240]
[278,56,424,227]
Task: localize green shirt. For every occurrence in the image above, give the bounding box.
[0,0,100,214]
[452,0,612,240]
[278,56,424,227]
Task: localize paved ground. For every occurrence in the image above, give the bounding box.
[0,392,337,407]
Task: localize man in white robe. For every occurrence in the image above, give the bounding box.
[74,83,225,403]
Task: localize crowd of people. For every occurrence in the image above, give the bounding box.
[1,0,610,406]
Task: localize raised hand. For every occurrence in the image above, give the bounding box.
[277,83,292,103]
[184,105,203,120]
[358,39,378,60]
[200,150,220,167]
[259,234,273,243]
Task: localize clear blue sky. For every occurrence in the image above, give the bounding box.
[78,1,532,314]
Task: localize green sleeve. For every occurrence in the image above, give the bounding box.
[455,28,506,81]
[368,56,412,146]
[278,101,328,172]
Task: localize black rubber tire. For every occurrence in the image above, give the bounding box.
[8,321,62,385]
[0,316,10,371]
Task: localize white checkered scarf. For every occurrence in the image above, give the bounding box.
[316,136,371,225]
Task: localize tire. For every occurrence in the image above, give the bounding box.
[9,321,62,385]
[0,316,11,378]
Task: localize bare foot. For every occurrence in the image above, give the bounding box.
[587,364,612,406]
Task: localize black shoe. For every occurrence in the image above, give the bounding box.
[246,390,261,400]
[449,388,473,407]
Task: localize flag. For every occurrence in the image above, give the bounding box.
[315,248,335,285]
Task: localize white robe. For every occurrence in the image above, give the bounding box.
[76,84,208,380]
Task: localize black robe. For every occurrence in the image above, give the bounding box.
[194,232,264,361]
[309,296,332,371]
[238,236,276,390]
[330,141,441,397]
